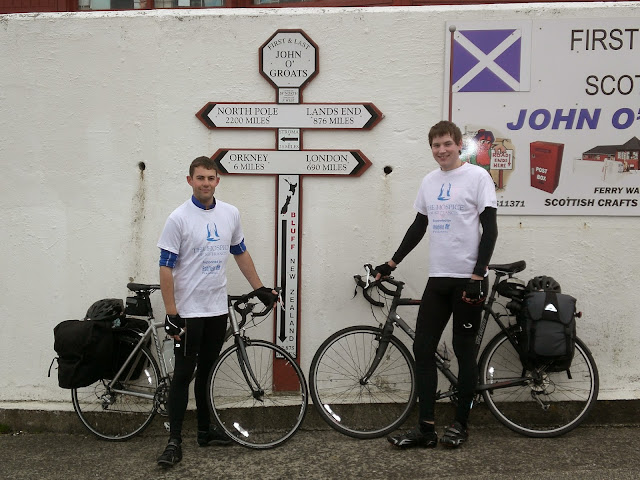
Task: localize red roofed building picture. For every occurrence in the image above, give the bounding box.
[582,137,640,173]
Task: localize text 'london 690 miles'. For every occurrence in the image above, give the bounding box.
[226,152,350,171]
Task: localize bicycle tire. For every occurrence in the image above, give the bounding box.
[309,326,417,439]
[72,335,160,441]
[208,339,308,449]
[479,331,599,437]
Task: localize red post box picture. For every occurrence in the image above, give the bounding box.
[530,141,564,194]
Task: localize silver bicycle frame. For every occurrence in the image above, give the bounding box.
[107,315,169,400]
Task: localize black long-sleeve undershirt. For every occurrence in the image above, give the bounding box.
[391,212,428,265]
[475,207,498,276]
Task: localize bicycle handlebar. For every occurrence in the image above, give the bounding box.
[354,260,529,309]
[354,264,404,307]
[231,287,282,319]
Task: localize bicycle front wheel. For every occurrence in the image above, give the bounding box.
[208,339,308,449]
[72,335,160,441]
[309,326,417,439]
[480,331,599,437]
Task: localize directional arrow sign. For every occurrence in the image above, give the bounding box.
[212,149,371,176]
[197,103,383,130]
[278,128,300,150]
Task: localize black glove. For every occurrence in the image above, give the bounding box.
[255,286,278,307]
[374,262,396,278]
[164,314,185,337]
[462,280,485,305]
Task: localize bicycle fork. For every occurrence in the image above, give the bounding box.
[361,320,403,385]
[235,338,265,401]
[228,308,265,401]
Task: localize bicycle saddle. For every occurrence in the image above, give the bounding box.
[488,261,526,275]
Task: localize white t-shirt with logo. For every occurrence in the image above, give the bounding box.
[414,162,497,278]
[157,199,244,317]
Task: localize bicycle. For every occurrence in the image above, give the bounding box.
[206,290,308,449]
[308,261,599,439]
[72,284,308,449]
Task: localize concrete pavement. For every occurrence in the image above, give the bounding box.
[2,404,640,480]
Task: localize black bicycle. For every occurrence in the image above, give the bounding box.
[206,290,308,449]
[309,261,599,439]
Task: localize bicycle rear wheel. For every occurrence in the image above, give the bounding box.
[208,339,308,449]
[480,331,599,437]
[72,335,160,441]
[309,326,417,439]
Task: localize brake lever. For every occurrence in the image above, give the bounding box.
[277,290,285,311]
[364,264,372,288]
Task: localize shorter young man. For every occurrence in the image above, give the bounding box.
[156,156,276,467]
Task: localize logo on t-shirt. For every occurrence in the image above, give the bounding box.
[437,183,452,201]
[206,223,220,242]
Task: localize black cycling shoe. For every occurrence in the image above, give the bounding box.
[387,427,438,449]
[197,426,233,447]
[157,439,182,467]
[440,421,468,447]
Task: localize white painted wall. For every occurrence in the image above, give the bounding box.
[1,3,639,409]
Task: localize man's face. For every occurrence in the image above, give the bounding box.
[187,166,220,205]
[431,133,463,171]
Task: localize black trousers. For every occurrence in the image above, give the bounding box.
[168,314,227,441]
[413,277,487,427]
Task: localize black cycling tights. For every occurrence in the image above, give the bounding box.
[413,277,486,428]
[168,316,227,441]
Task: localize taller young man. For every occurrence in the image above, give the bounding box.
[377,121,498,449]
[156,156,276,467]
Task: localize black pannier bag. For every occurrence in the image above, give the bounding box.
[519,290,577,371]
[53,319,114,389]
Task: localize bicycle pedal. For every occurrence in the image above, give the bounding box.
[163,421,170,432]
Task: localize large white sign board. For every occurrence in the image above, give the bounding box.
[445,19,640,215]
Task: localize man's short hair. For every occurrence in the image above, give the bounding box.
[428,121,463,147]
[189,156,219,177]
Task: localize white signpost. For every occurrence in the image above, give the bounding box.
[196,29,382,389]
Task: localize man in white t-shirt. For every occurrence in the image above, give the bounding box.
[376,121,498,449]
[156,156,276,468]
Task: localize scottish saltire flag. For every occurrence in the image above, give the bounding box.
[451,26,531,93]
